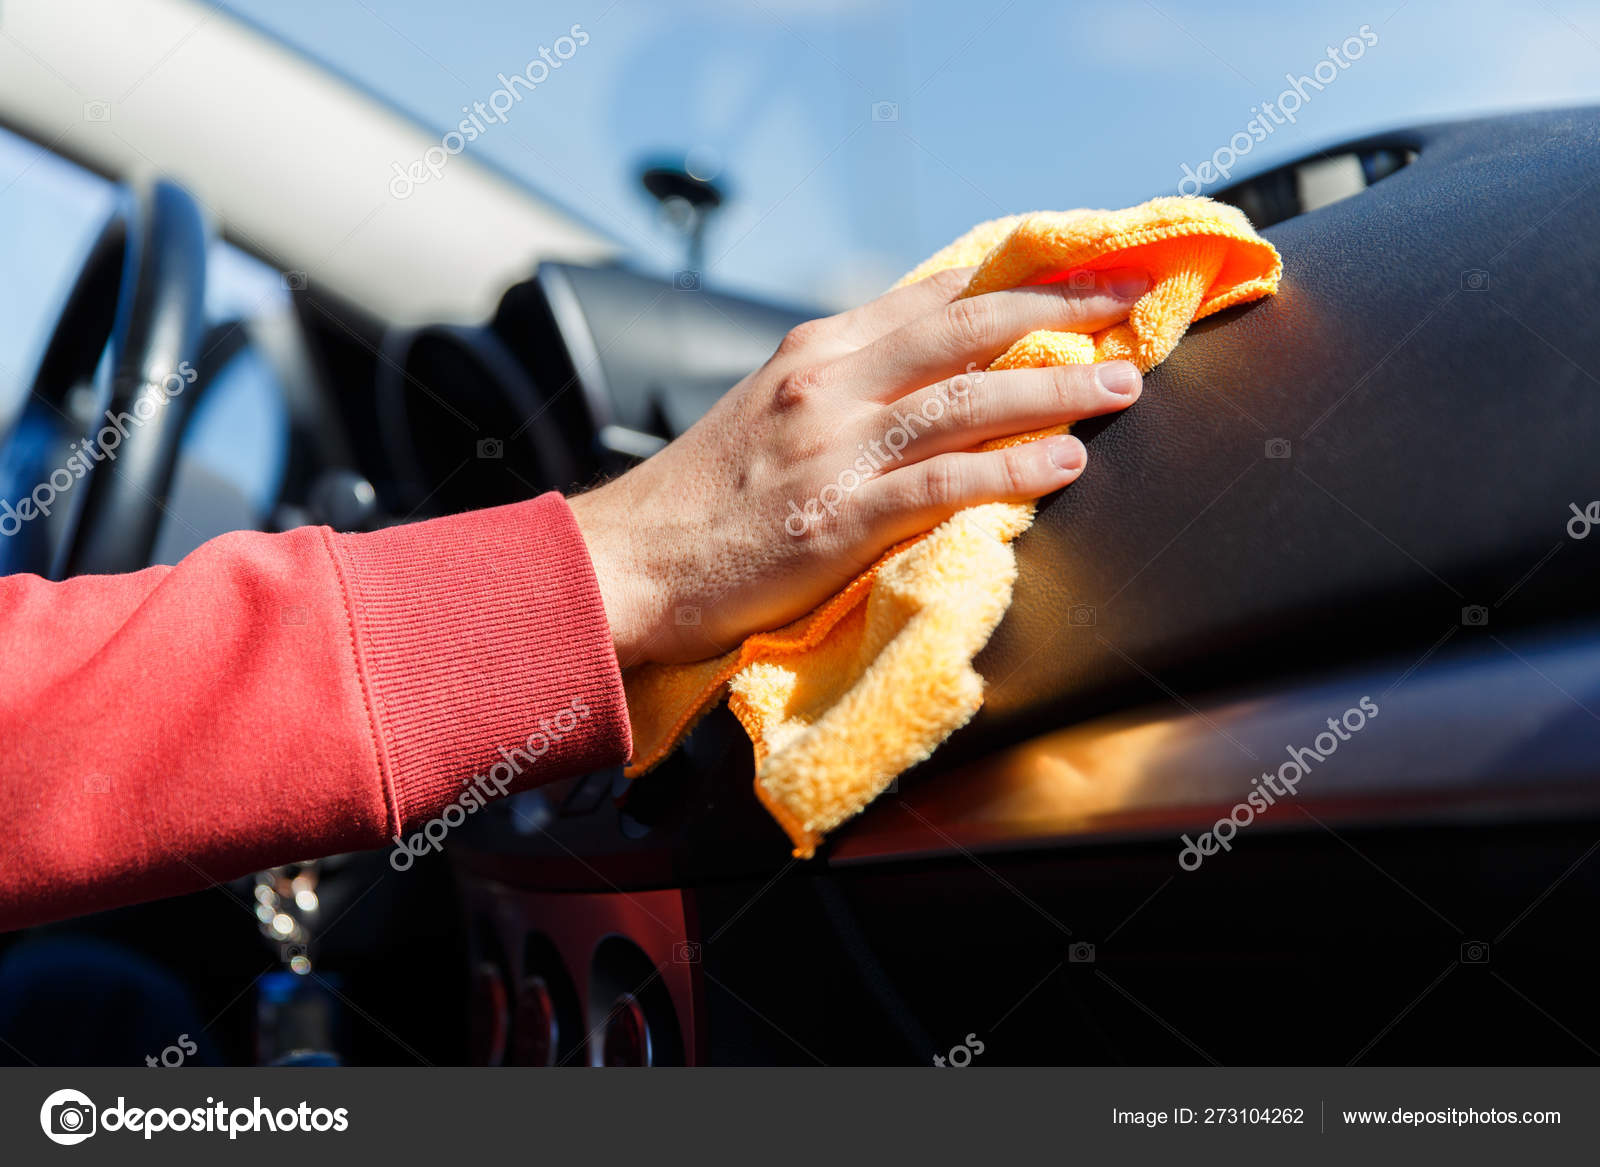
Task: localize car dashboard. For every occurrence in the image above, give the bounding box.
[5,104,1600,1069]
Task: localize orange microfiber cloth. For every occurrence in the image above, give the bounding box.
[623,196,1281,856]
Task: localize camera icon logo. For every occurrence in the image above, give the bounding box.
[282,270,308,292]
[1068,604,1096,627]
[1067,270,1095,291]
[1068,941,1096,963]
[673,270,702,291]
[40,1088,97,1145]
[673,941,701,964]
[1460,940,1490,964]
[871,101,899,122]
[1461,269,1490,292]
[1265,438,1292,460]
[83,101,111,122]
[476,438,504,460]
[83,773,111,794]
[675,605,701,626]
[1461,604,1489,627]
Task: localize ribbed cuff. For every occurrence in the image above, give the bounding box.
[327,492,632,831]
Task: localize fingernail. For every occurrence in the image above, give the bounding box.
[1096,361,1142,396]
[1101,269,1149,299]
[1048,436,1086,471]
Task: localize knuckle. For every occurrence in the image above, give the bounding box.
[923,266,971,301]
[1050,365,1086,411]
[940,377,983,430]
[772,363,828,411]
[776,317,829,357]
[920,458,966,509]
[943,295,998,351]
[1001,446,1035,495]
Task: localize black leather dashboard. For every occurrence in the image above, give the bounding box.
[975,106,1600,746]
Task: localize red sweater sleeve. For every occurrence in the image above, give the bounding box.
[0,493,632,931]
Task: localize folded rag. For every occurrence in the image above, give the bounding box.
[624,196,1281,857]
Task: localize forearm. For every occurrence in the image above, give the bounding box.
[0,493,631,931]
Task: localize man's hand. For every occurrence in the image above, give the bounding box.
[568,266,1148,665]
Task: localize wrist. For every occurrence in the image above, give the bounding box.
[568,482,659,666]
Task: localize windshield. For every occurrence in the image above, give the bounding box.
[213,0,1600,308]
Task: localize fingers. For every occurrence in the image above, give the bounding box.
[855,435,1088,547]
[836,267,1150,402]
[831,266,976,346]
[765,267,980,369]
[861,361,1140,465]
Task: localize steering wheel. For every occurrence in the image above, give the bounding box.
[0,179,207,578]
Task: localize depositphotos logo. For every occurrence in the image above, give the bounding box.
[39,1088,350,1143]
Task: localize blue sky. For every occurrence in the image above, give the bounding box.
[211,0,1600,303]
[5,0,1600,397]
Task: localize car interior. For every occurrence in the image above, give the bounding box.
[2,6,1599,1068]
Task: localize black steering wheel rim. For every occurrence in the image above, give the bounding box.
[7,178,208,578]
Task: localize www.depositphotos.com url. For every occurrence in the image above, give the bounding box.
[1342,1107,1561,1127]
